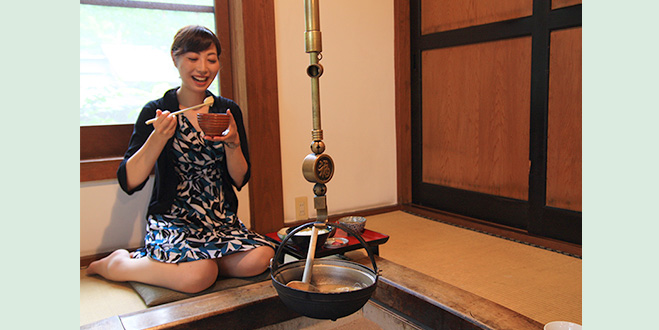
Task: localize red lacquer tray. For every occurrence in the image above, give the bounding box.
[265,227,389,261]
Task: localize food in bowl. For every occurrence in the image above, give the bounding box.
[286,225,335,251]
[324,237,348,249]
[294,227,331,236]
[313,282,368,293]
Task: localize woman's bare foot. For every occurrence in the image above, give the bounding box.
[85,249,131,281]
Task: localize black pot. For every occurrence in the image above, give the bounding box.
[271,222,379,320]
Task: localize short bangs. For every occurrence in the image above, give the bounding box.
[171,25,221,57]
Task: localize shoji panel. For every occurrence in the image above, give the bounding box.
[546,27,582,211]
[421,37,532,201]
[421,0,532,34]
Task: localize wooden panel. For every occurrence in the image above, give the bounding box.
[421,37,532,201]
[552,0,581,10]
[546,27,581,211]
[80,124,132,160]
[80,124,133,182]
[215,0,234,101]
[80,158,122,182]
[239,0,285,234]
[421,0,532,34]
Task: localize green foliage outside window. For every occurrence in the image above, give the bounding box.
[80,3,217,125]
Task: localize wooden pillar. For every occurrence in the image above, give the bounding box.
[229,0,284,234]
[394,0,412,205]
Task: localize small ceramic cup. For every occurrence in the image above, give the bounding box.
[544,321,582,330]
[338,216,366,233]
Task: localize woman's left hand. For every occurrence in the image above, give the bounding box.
[203,109,240,149]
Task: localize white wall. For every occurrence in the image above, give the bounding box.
[79,0,396,256]
[275,0,397,222]
[80,179,151,256]
[80,178,251,257]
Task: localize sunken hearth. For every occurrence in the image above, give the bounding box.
[81,255,543,330]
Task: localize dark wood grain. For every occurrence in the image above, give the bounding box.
[394,0,412,205]
[421,37,532,201]
[238,0,285,234]
[546,27,582,211]
[421,0,532,34]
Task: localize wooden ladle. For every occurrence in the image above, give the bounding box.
[286,225,320,292]
[145,96,214,125]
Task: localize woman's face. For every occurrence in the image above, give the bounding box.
[173,45,220,94]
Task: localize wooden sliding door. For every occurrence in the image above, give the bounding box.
[411,0,582,243]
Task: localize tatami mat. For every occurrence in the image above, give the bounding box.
[80,210,581,327]
[366,211,582,325]
[80,270,146,325]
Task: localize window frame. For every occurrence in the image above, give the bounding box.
[81,0,285,234]
[80,0,233,182]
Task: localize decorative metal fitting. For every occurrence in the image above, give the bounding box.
[302,153,334,184]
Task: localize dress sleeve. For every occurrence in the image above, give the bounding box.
[116,101,158,195]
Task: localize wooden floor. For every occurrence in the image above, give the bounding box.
[80,211,581,327]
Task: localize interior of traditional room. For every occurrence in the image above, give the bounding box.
[80,0,582,328]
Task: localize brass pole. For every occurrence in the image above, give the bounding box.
[304,0,323,140]
[301,0,333,224]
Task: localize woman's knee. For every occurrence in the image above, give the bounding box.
[177,259,219,293]
[248,246,275,273]
[217,246,274,277]
[257,245,275,261]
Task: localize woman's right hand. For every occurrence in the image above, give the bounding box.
[152,109,177,140]
[125,109,176,191]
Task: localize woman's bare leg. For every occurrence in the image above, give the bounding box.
[217,246,275,277]
[86,249,218,293]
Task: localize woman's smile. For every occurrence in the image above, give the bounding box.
[191,74,210,87]
[193,75,209,83]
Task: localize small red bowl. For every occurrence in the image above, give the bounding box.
[197,113,229,136]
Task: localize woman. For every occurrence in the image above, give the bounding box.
[86,25,275,293]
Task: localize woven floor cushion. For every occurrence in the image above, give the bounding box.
[129,271,271,307]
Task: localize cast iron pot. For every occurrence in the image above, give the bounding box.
[271,222,379,320]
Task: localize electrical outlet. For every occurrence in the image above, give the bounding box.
[295,196,308,221]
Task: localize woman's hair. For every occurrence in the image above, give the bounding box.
[171,25,221,58]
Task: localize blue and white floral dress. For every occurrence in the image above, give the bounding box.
[133,115,273,263]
